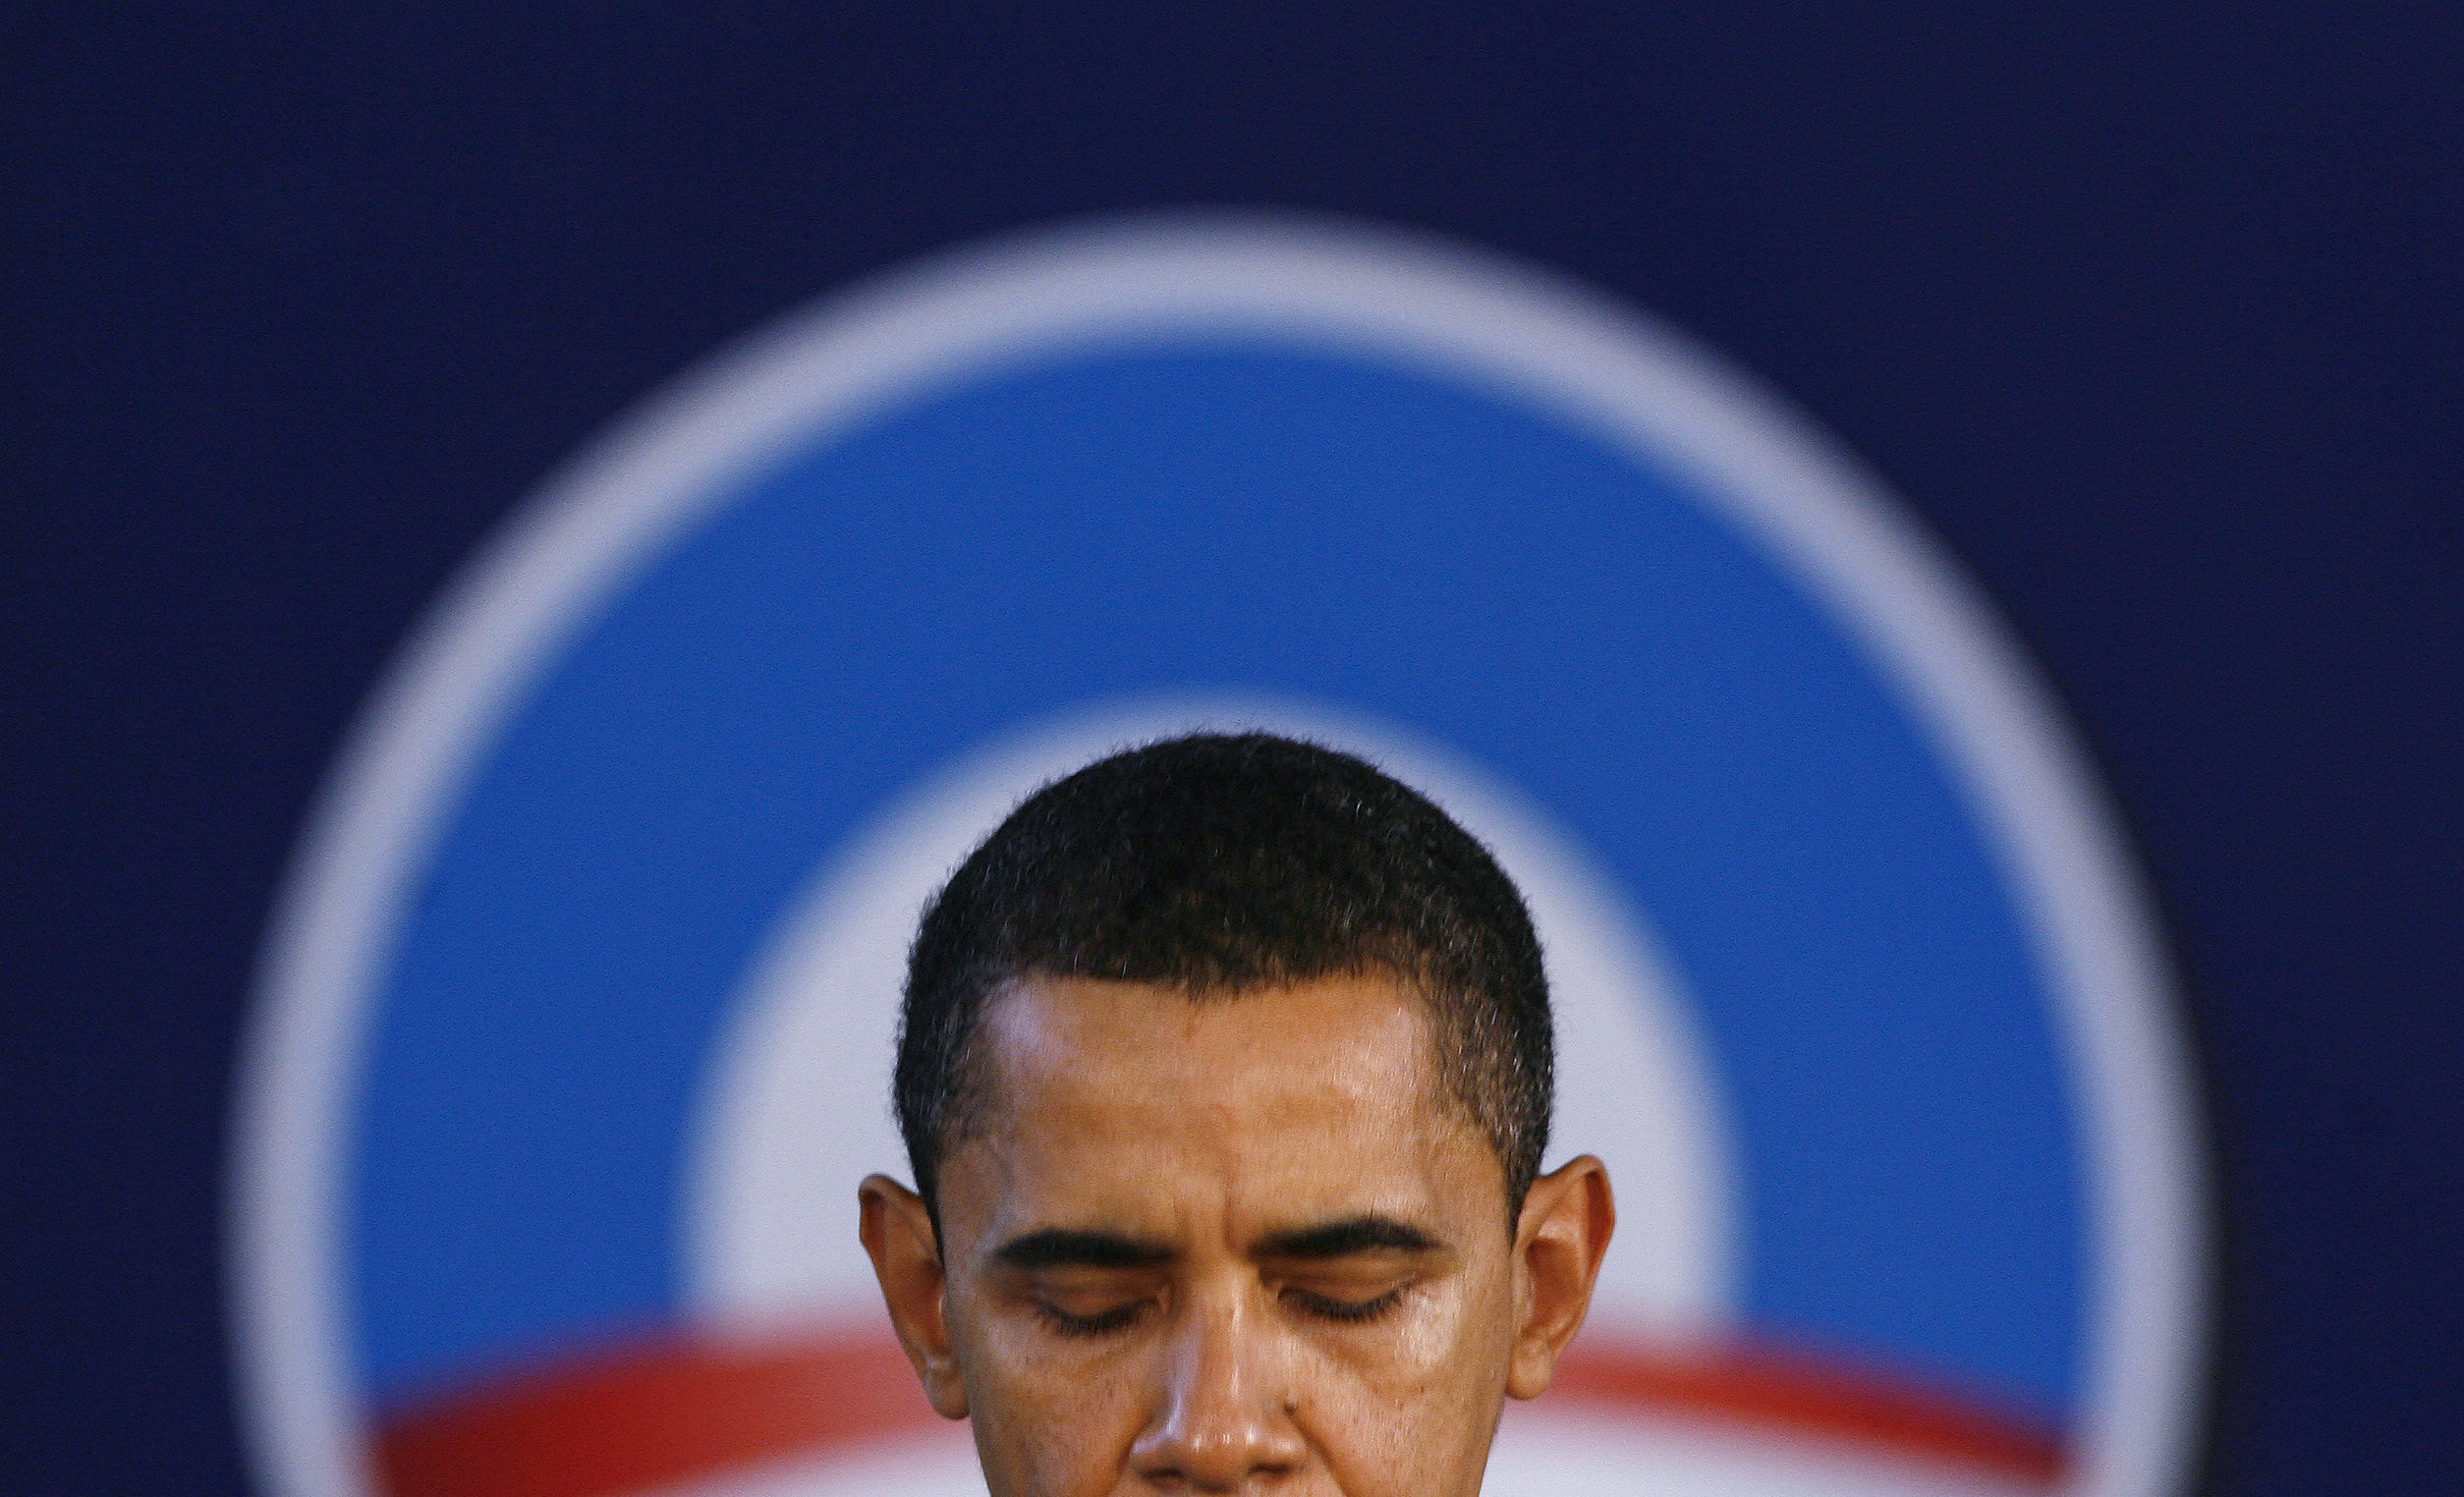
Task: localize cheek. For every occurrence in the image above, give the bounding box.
[1296,1275,1517,1495]
[952,1295,1152,1496]
[1366,1258,1518,1395]
[970,1400,1129,1497]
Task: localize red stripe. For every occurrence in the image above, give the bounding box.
[1543,1338,2067,1484]
[373,1326,2065,1497]
[374,1330,946,1497]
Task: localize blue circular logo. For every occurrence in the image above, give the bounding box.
[234,214,2207,1497]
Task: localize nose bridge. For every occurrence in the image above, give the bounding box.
[1132,1273,1305,1487]
[1177,1277,1261,1418]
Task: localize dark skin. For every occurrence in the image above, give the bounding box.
[861,972,1614,1495]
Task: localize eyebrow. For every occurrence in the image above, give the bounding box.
[1253,1214,1443,1259]
[993,1228,1176,1271]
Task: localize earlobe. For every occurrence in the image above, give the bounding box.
[1505,1154,1615,1402]
[858,1173,971,1419]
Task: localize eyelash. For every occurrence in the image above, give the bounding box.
[1287,1286,1408,1324]
[1035,1301,1149,1338]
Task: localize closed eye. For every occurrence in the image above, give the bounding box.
[1285,1284,1409,1323]
[1035,1299,1149,1338]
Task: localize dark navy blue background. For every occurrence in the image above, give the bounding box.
[4,5,2456,1492]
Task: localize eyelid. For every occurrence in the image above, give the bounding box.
[1025,1268,1163,1339]
[1028,1264,1164,1290]
[1283,1282,1411,1323]
[1034,1298,1150,1338]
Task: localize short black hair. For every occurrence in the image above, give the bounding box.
[895,731,1553,1228]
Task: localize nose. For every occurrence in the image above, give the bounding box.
[1128,1288,1308,1490]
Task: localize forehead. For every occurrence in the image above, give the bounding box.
[982,971,1433,1110]
[949,973,1498,1232]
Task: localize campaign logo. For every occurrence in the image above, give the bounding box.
[233,214,2208,1497]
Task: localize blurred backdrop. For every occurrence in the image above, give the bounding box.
[4,6,2457,1496]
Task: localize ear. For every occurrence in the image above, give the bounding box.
[1504,1153,1615,1401]
[859,1173,970,1419]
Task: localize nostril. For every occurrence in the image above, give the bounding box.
[1131,1412,1309,1489]
[1126,1300,1309,1488]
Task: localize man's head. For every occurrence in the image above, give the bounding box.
[860,733,1613,1495]
[896,732,1555,1223]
